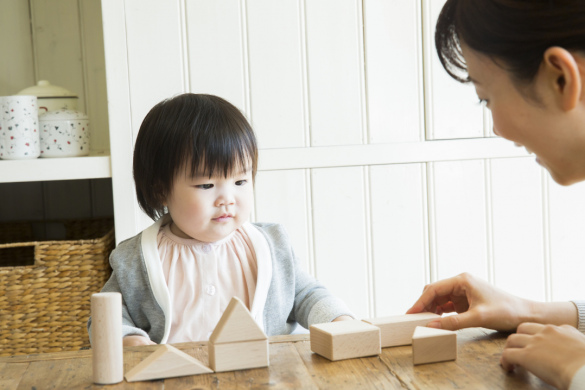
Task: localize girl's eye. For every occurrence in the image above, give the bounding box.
[235,180,247,186]
[196,184,214,189]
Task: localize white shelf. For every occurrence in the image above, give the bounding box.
[0,151,111,183]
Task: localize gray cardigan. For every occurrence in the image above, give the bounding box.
[88,220,353,343]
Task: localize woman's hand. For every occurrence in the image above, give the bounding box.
[406,273,532,331]
[123,335,157,347]
[501,323,585,390]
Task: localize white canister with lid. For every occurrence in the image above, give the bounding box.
[17,80,78,112]
[39,109,90,157]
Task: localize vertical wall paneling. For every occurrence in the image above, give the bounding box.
[0,1,35,96]
[422,0,483,140]
[101,0,141,242]
[186,0,247,114]
[31,0,87,112]
[254,170,312,272]
[369,164,429,316]
[364,0,423,143]
[548,178,585,301]
[246,0,306,149]
[79,0,110,152]
[484,160,495,285]
[430,160,489,280]
[311,167,369,318]
[124,0,186,233]
[305,0,365,146]
[490,158,545,301]
[125,0,184,142]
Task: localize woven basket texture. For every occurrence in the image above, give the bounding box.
[0,218,114,356]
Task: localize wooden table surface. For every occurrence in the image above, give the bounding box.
[0,328,555,389]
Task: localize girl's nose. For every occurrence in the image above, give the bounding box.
[215,193,235,207]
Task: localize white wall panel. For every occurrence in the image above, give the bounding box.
[370,164,428,316]
[423,0,483,140]
[549,178,585,301]
[31,0,87,112]
[364,0,423,143]
[305,0,365,146]
[247,0,306,149]
[430,160,488,281]
[125,0,185,141]
[186,0,247,114]
[312,167,370,318]
[79,0,110,152]
[0,1,34,96]
[254,170,312,273]
[490,158,545,301]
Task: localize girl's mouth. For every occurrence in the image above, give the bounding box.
[213,214,233,222]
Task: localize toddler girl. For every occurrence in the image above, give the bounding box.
[88,93,353,346]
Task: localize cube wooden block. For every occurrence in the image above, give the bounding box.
[363,313,441,347]
[310,319,381,361]
[208,339,269,372]
[412,326,457,365]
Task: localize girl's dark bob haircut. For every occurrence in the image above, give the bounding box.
[133,93,258,221]
[435,0,585,85]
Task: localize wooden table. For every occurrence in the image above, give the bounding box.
[0,328,554,389]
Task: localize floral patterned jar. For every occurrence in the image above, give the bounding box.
[39,109,90,158]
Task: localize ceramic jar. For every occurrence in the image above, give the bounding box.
[17,80,78,112]
[0,95,40,160]
[39,109,90,158]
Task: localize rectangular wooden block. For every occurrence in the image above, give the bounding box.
[363,313,441,347]
[310,319,381,361]
[208,339,269,372]
[412,326,457,365]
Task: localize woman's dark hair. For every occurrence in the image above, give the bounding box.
[436,0,585,85]
[133,93,258,220]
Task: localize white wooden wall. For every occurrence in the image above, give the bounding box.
[103,0,585,320]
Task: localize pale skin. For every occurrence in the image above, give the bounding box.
[123,162,353,348]
[408,44,585,389]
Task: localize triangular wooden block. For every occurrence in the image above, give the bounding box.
[209,297,267,344]
[125,344,213,382]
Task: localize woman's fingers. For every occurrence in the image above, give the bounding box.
[505,333,532,349]
[516,322,545,335]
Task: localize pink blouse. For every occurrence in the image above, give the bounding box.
[157,222,258,343]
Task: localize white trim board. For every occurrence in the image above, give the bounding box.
[258,138,531,171]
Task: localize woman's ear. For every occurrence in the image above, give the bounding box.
[542,47,582,111]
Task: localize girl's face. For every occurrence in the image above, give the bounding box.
[461,43,585,185]
[164,162,254,242]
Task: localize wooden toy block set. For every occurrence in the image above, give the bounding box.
[91,293,457,385]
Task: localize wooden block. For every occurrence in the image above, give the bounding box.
[91,292,123,385]
[412,326,457,365]
[310,319,381,361]
[208,339,269,372]
[363,313,441,347]
[125,344,213,382]
[209,296,267,344]
[207,296,269,372]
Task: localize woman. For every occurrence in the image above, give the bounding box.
[407,1,585,389]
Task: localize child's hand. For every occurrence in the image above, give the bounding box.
[332,315,354,322]
[123,335,157,347]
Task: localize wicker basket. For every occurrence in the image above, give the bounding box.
[0,218,114,356]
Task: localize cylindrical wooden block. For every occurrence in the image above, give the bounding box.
[91,292,123,384]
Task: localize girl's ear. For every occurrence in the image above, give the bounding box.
[542,47,582,111]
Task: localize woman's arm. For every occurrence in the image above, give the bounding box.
[407,273,578,331]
